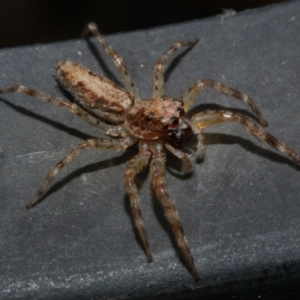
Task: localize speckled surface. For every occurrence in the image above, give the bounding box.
[1,1,300,299]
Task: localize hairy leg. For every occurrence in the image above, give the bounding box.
[153,38,198,98]
[83,22,140,101]
[27,138,128,208]
[181,79,268,126]
[124,141,152,261]
[189,123,205,160]
[191,110,300,165]
[0,85,127,137]
[165,143,193,173]
[150,142,199,281]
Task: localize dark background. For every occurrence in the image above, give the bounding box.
[0,0,289,48]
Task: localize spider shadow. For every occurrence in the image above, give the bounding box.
[29,145,137,208]
[85,33,197,94]
[186,103,300,168]
[123,125,299,276]
[186,103,263,124]
[84,36,123,87]
[203,132,300,169]
[122,143,194,263]
[166,150,194,180]
[148,133,299,277]
[0,96,140,207]
[164,43,198,85]
[0,97,95,141]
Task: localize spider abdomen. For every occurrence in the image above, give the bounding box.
[55,61,134,124]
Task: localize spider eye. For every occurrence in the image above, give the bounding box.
[177,107,185,118]
[163,123,169,129]
[146,115,152,121]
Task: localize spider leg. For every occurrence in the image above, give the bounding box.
[125,141,152,261]
[191,110,300,165]
[83,22,140,101]
[153,38,198,98]
[189,124,205,160]
[150,142,199,281]
[181,79,268,126]
[27,138,130,208]
[165,143,193,173]
[0,85,126,137]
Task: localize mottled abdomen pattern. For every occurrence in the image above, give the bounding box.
[56,61,134,123]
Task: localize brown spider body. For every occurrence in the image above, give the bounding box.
[56,61,134,124]
[57,60,192,148]
[1,23,299,281]
[125,97,192,148]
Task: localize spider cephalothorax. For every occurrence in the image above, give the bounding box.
[125,97,192,148]
[1,23,299,281]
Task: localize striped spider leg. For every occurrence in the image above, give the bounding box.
[190,110,300,165]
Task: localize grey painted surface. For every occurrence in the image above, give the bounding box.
[0,1,300,299]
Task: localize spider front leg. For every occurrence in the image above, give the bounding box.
[27,137,131,208]
[0,85,125,137]
[165,143,193,173]
[191,110,300,165]
[181,79,268,126]
[83,22,140,101]
[153,38,198,98]
[150,142,200,281]
[125,141,152,261]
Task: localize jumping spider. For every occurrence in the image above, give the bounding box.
[1,23,299,281]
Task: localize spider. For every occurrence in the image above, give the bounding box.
[1,23,299,281]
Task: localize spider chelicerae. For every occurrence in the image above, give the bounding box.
[1,23,299,281]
